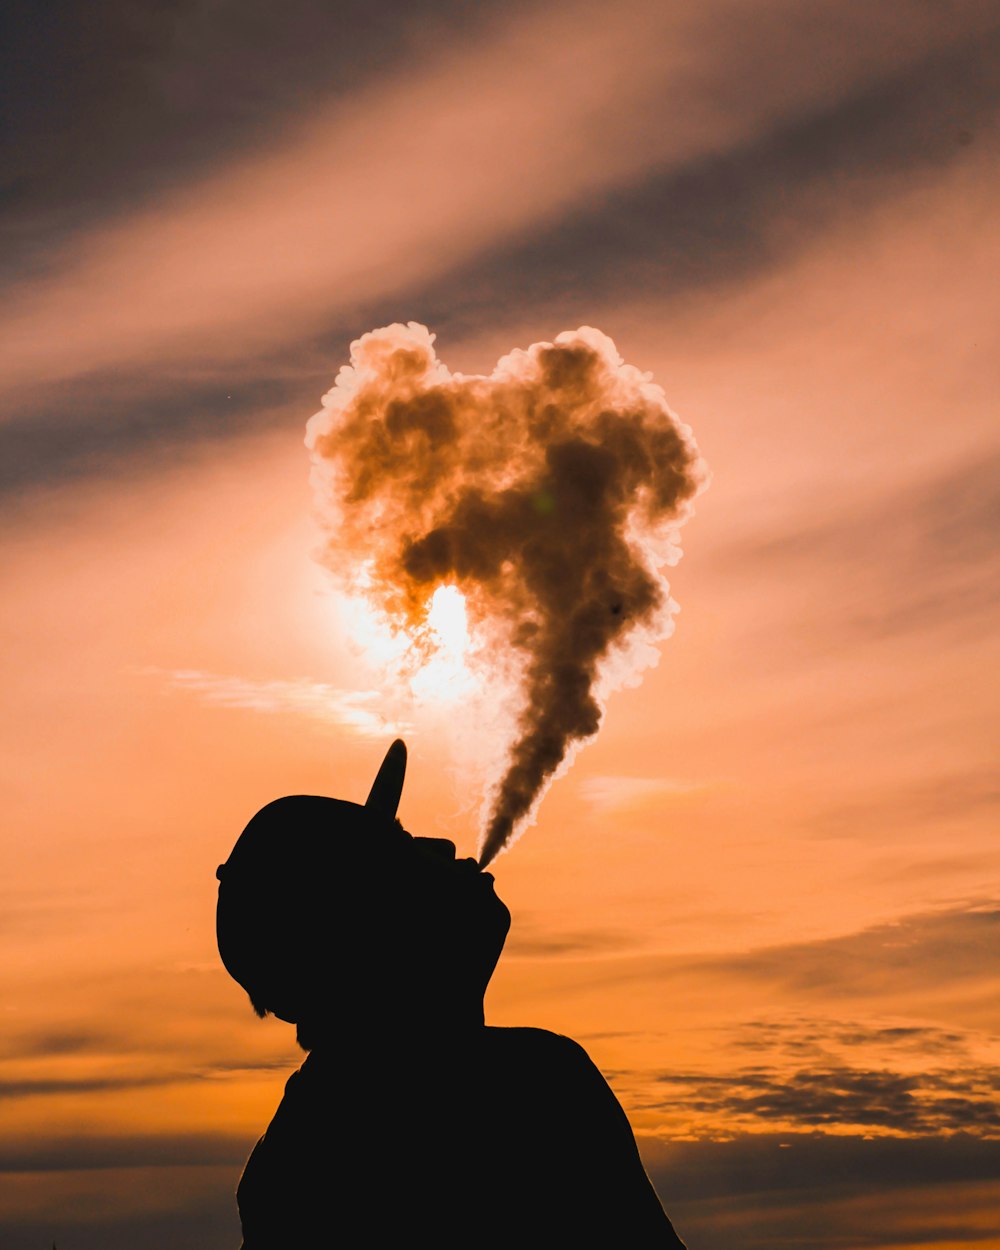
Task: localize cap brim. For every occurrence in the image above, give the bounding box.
[365,738,407,821]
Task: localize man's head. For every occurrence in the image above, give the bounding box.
[216,741,510,1045]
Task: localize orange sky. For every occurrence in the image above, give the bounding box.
[2,2,999,1247]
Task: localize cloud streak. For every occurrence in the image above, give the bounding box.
[655,1064,1000,1136]
[697,903,1000,1004]
[163,669,409,737]
[579,774,709,813]
[642,1134,1000,1250]
[715,451,1000,647]
[2,0,995,393]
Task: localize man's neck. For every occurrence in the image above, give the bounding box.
[299,992,486,1053]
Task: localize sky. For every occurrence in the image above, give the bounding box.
[2,1,999,1246]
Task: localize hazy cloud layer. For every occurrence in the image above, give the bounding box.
[715,451,1000,648]
[7,0,995,243]
[396,29,1000,342]
[550,902,1000,1009]
[700,903,1000,1003]
[513,904,1000,1142]
[806,769,1000,842]
[729,1019,973,1059]
[578,774,708,813]
[3,1130,998,1250]
[3,18,997,499]
[2,0,498,261]
[504,919,636,959]
[644,1134,1000,1250]
[0,1030,111,1062]
[654,1064,1000,1136]
[0,1073,184,1103]
[0,373,302,499]
[163,669,409,737]
[3,0,996,394]
[0,1133,246,1174]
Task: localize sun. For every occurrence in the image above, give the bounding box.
[424,584,470,657]
[409,584,477,702]
[331,581,477,704]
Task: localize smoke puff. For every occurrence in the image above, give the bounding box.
[306,322,706,865]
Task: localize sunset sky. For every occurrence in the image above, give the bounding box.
[2,2,999,1247]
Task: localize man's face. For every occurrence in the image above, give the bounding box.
[220,796,513,1020]
[405,835,511,992]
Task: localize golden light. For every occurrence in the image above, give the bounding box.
[409,584,478,703]
[424,584,470,656]
[329,580,478,706]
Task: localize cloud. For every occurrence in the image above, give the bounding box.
[619,999,1000,1140]
[162,670,410,737]
[807,769,1000,842]
[3,11,997,506]
[641,1133,1000,1250]
[4,1132,1000,1250]
[0,371,302,501]
[0,1155,242,1250]
[713,450,1000,648]
[642,1131,1000,1201]
[579,775,709,813]
[392,28,1000,340]
[3,0,995,393]
[0,1074,184,1103]
[702,903,1000,1002]
[730,1019,971,1058]
[545,904,999,1013]
[511,903,1000,1141]
[1,0,496,261]
[504,919,636,959]
[0,1055,298,1105]
[653,1064,1000,1136]
[0,1030,110,1062]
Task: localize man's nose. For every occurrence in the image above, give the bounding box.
[413,837,457,862]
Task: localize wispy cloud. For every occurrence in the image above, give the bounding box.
[5,26,999,504]
[0,1073,183,1102]
[504,918,636,959]
[163,669,409,738]
[0,1132,247,1174]
[729,1018,972,1059]
[806,769,1000,841]
[642,1133,1000,1250]
[602,997,1000,1140]
[3,0,994,393]
[654,1063,1000,1137]
[705,903,1000,1001]
[579,774,711,813]
[711,450,1000,648]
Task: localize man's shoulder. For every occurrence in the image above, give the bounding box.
[483,1024,587,1051]
[481,1026,601,1080]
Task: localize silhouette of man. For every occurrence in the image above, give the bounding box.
[217,740,686,1246]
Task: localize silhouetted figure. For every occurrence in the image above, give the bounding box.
[217,740,686,1246]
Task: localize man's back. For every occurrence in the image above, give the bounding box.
[237,1026,685,1246]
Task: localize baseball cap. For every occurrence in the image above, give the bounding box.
[215,740,408,1022]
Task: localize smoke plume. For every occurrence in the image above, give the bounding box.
[306,323,706,865]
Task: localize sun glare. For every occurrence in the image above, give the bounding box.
[410,585,476,702]
[425,584,470,657]
[332,582,477,705]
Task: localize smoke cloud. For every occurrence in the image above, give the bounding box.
[306,323,706,865]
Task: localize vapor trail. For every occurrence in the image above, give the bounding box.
[306,323,706,864]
